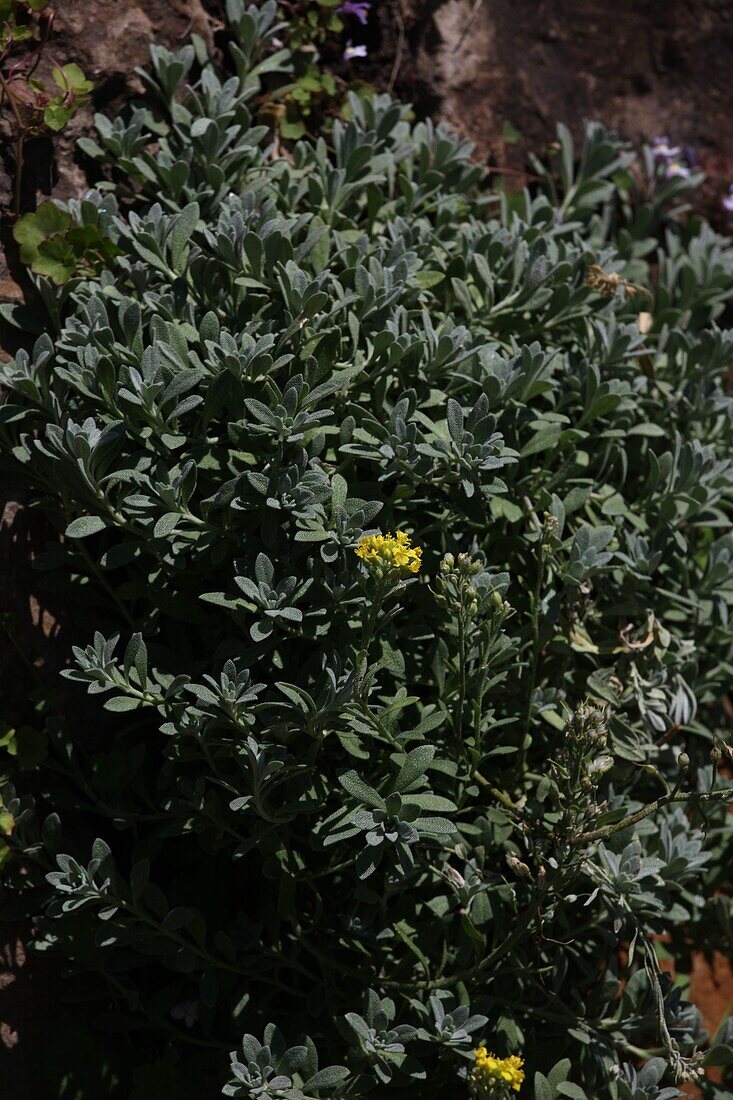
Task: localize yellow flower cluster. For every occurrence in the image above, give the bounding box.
[470,1049,525,1096]
[354,531,422,575]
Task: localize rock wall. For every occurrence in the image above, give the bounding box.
[387,0,733,220]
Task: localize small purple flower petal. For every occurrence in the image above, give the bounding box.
[651,136,681,163]
[664,161,691,181]
[343,41,368,60]
[338,0,371,24]
[722,192,733,214]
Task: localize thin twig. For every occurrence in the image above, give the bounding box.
[24,9,54,82]
[387,0,405,94]
[570,786,733,847]
[451,0,484,54]
[486,164,543,183]
[473,769,523,817]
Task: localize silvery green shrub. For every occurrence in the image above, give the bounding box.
[1,3,733,1096]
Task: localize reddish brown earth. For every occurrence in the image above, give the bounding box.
[688,951,733,1092]
[658,941,733,1096]
[2,0,733,1094]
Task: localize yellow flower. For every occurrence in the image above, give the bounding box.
[354,531,422,575]
[470,1048,524,1096]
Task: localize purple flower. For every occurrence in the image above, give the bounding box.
[338,0,371,24]
[651,135,681,163]
[171,999,199,1028]
[723,185,733,215]
[664,160,691,181]
[343,41,368,60]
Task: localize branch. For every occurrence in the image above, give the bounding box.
[570,787,733,847]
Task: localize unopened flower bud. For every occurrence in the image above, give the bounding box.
[678,752,690,770]
[506,854,531,878]
[710,746,722,765]
[444,864,465,890]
